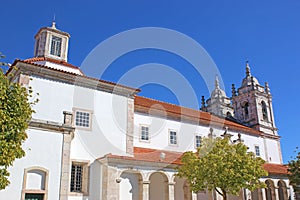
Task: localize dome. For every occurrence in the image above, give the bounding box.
[241,62,260,87]
[241,75,260,87]
[210,76,227,99]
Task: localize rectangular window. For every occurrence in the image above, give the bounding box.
[140,126,149,141]
[25,193,44,200]
[70,164,83,192]
[255,145,260,156]
[70,162,89,194]
[75,110,91,128]
[195,135,202,148]
[169,130,177,145]
[50,36,62,57]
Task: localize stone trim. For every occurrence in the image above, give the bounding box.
[29,118,75,134]
[21,166,49,200]
[126,98,134,155]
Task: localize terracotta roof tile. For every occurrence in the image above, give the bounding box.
[134,96,262,136]
[106,147,288,175]
[24,57,82,71]
[263,163,288,175]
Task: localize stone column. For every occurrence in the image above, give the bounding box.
[126,98,134,155]
[168,182,175,200]
[59,111,74,200]
[143,181,150,200]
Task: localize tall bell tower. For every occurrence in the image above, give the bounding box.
[231,62,277,135]
[34,21,70,62]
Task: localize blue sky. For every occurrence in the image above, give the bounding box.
[1,0,299,163]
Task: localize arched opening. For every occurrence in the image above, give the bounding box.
[22,167,49,200]
[119,170,143,200]
[261,101,268,121]
[226,112,233,118]
[265,179,276,200]
[174,177,192,200]
[243,102,249,119]
[149,172,169,200]
[278,180,288,200]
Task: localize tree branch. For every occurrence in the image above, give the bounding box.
[215,188,224,196]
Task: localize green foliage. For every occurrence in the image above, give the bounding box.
[288,149,300,193]
[0,55,35,190]
[177,137,268,200]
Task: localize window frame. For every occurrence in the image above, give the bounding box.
[70,160,89,196]
[73,108,92,130]
[139,125,150,142]
[254,145,260,156]
[169,129,178,146]
[50,35,62,57]
[195,134,202,149]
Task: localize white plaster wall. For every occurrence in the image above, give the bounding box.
[30,76,75,123]
[0,129,63,200]
[265,138,281,163]
[134,113,278,162]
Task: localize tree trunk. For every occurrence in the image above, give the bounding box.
[222,189,227,200]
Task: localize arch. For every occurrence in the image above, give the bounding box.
[226,112,233,118]
[149,172,169,200]
[261,101,268,121]
[278,180,288,200]
[174,176,192,200]
[22,166,49,200]
[242,102,249,119]
[119,170,143,200]
[265,179,276,200]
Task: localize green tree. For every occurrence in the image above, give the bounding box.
[177,137,267,200]
[0,53,35,189]
[288,149,300,198]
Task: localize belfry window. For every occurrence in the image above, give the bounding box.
[262,101,268,121]
[50,36,62,57]
[243,102,249,119]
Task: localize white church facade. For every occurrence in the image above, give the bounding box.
[0,23,294,200]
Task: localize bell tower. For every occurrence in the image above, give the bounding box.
[34,21,70,62]
[231,62,277,135]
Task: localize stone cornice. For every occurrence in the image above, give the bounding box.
[29,118,75,134]
[9,60,140,98]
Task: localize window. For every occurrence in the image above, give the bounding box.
[75,110,91,128]
[169,130,177,145]
[262,101,268,121]
[70,162,89,194]
[71,164,83,192]
[25,194,44,200]
[140,126,149,141]
[50,36,62,57]
[243,102,249,119]
[255,145,260,156]
[195,135,202,148]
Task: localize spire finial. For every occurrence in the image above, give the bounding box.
[215,75,220,89]
[51,14,56,29]
[246,60,251,77]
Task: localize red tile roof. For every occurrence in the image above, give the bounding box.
[263,163,289,175]
[24,57,82,71]
[106,147,288,175]
[134,96,263,136]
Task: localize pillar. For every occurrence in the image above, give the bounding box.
[143,181,150,200]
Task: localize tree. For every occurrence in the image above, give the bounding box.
[177,137,267,200]
[288,149,300,199]
[0,53,35,189]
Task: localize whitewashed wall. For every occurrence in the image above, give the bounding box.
[0,129,63,200]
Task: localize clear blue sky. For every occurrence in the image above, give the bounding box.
[1,0,299,163]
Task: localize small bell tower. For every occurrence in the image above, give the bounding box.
[205,76,234,118]
[232,62,277,135]
[34,21,70,62]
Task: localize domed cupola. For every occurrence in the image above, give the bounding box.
[241,62,260,88]
[204,76,234,118]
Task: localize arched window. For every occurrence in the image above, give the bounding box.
[262,101,268,121]
[243,102,249,119]
[22,167,49,200]
[278,180,288,200]
[265,179,276,200]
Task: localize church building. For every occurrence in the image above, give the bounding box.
[0,23,294,200]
